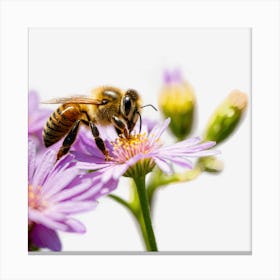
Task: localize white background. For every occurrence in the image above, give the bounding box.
[29,28,251,252]
[0,1,279,280]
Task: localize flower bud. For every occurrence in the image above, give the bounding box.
[197,156,224,173]
[159,69,196,140]
[203,90,248,144]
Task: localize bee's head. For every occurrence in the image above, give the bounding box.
[120,89,142,133]
[121,89,141,119]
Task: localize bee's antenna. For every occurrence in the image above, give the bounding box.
[141,104,158,111]
[137,111,142,133]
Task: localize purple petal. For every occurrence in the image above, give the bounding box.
[44,211,66,221]
[154,157,173,174]
[32,150,56,188]
[43,168,80,198]
[163,70,172,84]
[163,69,183,84]
[164,141,216,154]
[71,175,118,200]
[111,164,130,180]
[160,137,202,152]
[52,154,76,173]
[125,153,144,166]
[96,125,118,141]
[29,223,62,251]
[72,151,107,164]
[76,160,111,170]
[183,149,220,157]
[29,208,68,231]
[64,218,86,233]
[29,110,51,132]
[28,139,36,183]
[44,154,77,187]
[190,141,217,151]
[48,176,94,202]
[179,136,202,145]
[72,181,104,200]
[51,201,97,214]
[172,68,183,83]
[149,118,170,144]
[98,164,128,184]
[99,166,119,183]
[28,91,39,113]
[164,156,193,169]
[73,130,109,158]
[136,117,157,133]
[158,140,217,159]
[95,177,118,197]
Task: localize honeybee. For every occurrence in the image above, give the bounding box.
[42,86,143,160]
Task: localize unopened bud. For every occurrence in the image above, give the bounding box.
[159,69,196,140]
[204,90,248,144]
[197,156,224,173]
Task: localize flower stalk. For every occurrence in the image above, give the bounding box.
[133,175,158,251]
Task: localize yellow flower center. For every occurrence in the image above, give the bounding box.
[111,133,152,163]
[110,133,158,177]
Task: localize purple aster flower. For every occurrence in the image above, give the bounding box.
[28,91,52,151]
[73,118,219,182]
[28,139,117,251]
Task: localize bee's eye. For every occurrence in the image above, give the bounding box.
[101,99,109,105]
[124,96,132,116]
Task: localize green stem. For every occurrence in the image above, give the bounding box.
[137,212,151,251]
[133,176,158,251]
[108,194,136,215]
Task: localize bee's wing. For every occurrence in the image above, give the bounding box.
[41,95,103,105]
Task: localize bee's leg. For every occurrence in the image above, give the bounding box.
[112,116,129,138]
[114,127,122,136]
[89,121,110,160]
[57,120,81,160]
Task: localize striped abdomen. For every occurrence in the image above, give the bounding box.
[43,104,83,147]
